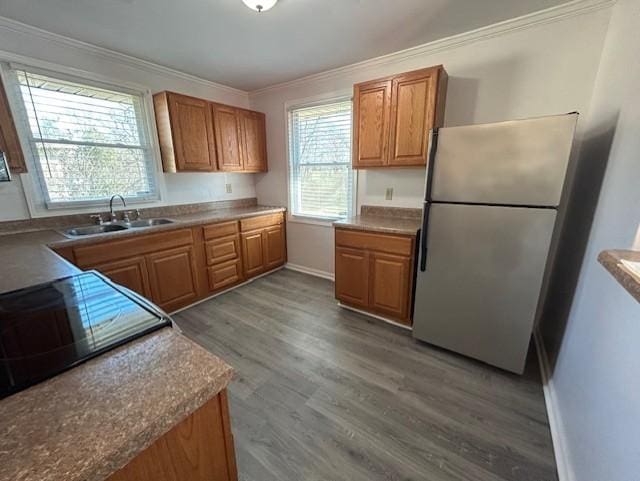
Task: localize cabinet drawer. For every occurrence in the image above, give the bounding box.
[240,213,284,232]
[205,235,240,265]
[207,259,242,291]
[74,229,194,267]
[335,229,413,257]
[203,221,239,240]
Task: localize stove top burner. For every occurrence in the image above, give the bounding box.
[0,271,171,399]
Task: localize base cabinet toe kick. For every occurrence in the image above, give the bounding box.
[334,227,417,326]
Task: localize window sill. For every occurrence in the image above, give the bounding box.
[287,214,343,228]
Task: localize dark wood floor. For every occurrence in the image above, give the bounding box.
[174,269,558,481]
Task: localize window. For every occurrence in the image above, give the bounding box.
[9,67,157,207]
[288,99,354,220]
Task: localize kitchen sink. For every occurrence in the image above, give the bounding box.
[65,224,129,236]
[125,218,174,228]
[64,218,175,237]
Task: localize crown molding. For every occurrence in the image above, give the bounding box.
[0,15,248,97]
[249,0,615,97]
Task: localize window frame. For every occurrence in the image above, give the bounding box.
[285,93,357,226]
[0,59,164,213]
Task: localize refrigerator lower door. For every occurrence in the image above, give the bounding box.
[412,203,557,374]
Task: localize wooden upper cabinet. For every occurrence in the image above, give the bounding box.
[153,91,268,173]
[240,110,267,172]
[0,76,26,174]
[212,104,244,172]
[352,65,447,169]
[154,92,217,172]
[353,79,391,168]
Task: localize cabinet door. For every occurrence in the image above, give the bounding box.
[388,68,438,166]
[212,104,243,172]
[263,224,285,270]
[167,93,217,171]
[335,247,370,308]
[107,391,237,481]
[93,256,152,299]
[0,76,26,173]
[146,245,199,312]
[240,110,267,172]
[370,252,411,321]
[241,230,265,278]
[353,79,392,168]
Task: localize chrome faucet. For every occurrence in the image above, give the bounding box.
[109,194,126,222]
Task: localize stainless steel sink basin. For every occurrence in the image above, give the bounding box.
[65,224,129,236]
[126,218,174,228]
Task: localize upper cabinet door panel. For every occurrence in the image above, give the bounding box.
[353,80,392,168]
[241,110,267,172]
[352,66,447,169]
[388,69,438,166]
[213,104,243,172]
[167,93,217,171]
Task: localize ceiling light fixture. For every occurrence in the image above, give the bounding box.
[242,0,278,12]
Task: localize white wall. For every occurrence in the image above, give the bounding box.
[545,0,640,479]
[250,4,612,275]
[0,18,256,221]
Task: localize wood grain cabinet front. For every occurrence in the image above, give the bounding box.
[240,214,287,279]
[146,245,199,312]
[154,92,217,172]
[93,256,152,299]
[107,390,238,481]
[352,65,447,169]
[335,228,416,325]
[335,247,370,308]
[153,91,267,173]
[0,76,26,173]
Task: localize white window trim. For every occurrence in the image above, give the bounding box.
[284,90,357,227]
[0,54,166,217]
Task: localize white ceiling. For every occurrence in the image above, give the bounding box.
[0,0,570,91]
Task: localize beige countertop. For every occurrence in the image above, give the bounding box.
[0,327,234,481]
[598,249,640,303]
[334,214,422,236]
[0,205,285,294]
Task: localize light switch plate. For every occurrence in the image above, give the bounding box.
[225,183,232,194]
[385,187,393,200]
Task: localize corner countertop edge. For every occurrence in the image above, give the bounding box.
[598,249,640,303]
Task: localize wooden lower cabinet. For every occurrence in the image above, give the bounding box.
[264,224,286,270]
[335,247,370,308]
[93,256,152,299]
[369,252,411,320]
[146,245,199,312]
[335,228,415,325]
[240,217,286,278]
[207,259,243,291]
[67,213,286,313]
[107,390,238,481]
[241,230,265,277]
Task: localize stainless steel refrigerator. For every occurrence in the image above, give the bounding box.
[412,113,578,374]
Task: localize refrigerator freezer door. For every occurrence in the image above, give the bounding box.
[412,203,557,373]
[431,114,577,207]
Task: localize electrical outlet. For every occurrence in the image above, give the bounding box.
[225,183,232,194]
[385,187,393,201]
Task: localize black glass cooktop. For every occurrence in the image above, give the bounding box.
[0,271,171,399]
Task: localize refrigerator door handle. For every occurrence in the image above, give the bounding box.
[420,202,431,272]
[420,127,439,272]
